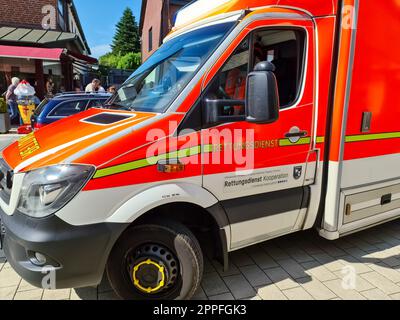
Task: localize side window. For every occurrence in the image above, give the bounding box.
[253,29,306,107]
[203,28,306,125]
[49,100,88,117]
[205,37,250,116]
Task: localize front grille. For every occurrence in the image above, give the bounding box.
[0,159,12,205]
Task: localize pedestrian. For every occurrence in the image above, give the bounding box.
[5,77,20,124]
[85,79,105,93]
[108,85,117,94]
[46,77,55,98]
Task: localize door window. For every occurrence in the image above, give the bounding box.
[49,100,89,117]
[204,28,306,122]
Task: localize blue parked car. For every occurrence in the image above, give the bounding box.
[31,92,112,129]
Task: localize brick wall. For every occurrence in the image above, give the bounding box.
[141,0,163,62]
[0,0,58,29]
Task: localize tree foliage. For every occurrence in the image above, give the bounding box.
[111,8,140,55]
[98,7,141,73]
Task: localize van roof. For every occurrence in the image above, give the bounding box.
[172,0,337,33]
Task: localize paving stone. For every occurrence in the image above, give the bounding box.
[246,246,279,270]
[14,289,44,300]
[241,295,262,300]
[311,253,346,272]
[256,284,287,300]
[230,251,254,267]
[323,279,366,300]
[333,271,375,292]
[0,286,17,300]
[263,267,299,290]
[282,286,314,300]
[212,261,241,277]
[0,268,21,288]
[42,289,71,300]
[278,258,308,280]
[208,293,235,300]
[239,265,272,287]
[361,288,391,300]
[298,277,337,300]
[17,280,38,292]
[368,262,400,283]
[390,292,400,300]
[262,243,290,261]
[286,248,315,263]
[223,274,256,300]
[360,271,400,295]
[317,242,347,258]
[338,255,373,274]
[302,260,337,282]
[201,272,229,297]
[192,287,208,300]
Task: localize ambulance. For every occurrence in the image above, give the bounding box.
[0,0,399,300]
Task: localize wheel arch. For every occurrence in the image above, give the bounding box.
[106,182,231,270]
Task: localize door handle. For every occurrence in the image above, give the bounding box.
[285,131,308,139]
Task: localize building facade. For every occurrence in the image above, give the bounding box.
[140,0,192,62]
[0,0,95,98]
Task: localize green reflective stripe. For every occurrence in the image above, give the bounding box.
[345,132,400,143]
[94,145,206,179]
[279,137,311,147]
[93,131,400,179]
[316,137,325,144]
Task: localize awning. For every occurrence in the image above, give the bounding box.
[0,45,63,61]
[0,45,98,66]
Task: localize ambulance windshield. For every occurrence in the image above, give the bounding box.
[109,21,235,113]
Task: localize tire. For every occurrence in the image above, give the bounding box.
[106,220,203,300]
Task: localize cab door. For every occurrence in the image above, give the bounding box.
[201,16,317,250]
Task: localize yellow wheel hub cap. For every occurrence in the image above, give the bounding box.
[132,259,166,294]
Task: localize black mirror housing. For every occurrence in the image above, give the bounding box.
[203,99,246,127]
[245,61,280,124]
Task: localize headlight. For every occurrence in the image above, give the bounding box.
[18,164,95,218]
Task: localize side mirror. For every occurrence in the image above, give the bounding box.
[245,61,279,124]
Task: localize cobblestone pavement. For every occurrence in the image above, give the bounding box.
[3,219,400,300]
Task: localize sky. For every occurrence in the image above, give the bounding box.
[74,0,142,58]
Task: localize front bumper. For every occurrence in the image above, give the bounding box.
[0,209,128,289]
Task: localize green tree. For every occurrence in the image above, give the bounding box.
[117,52,141,70]
[111,8,140,55]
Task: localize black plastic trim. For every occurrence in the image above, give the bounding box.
[0,209,128,289]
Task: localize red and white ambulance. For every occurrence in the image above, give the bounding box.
[1,0,400,300]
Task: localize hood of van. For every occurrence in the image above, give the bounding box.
[2,108,180,173]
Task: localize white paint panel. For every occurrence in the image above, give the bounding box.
[106,181,218,224]
[203,163,307,201]
[341,153,400,189]
[55,176,217,226]
[230,210,300,250]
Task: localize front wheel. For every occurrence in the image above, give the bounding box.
[106,220,203,300]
